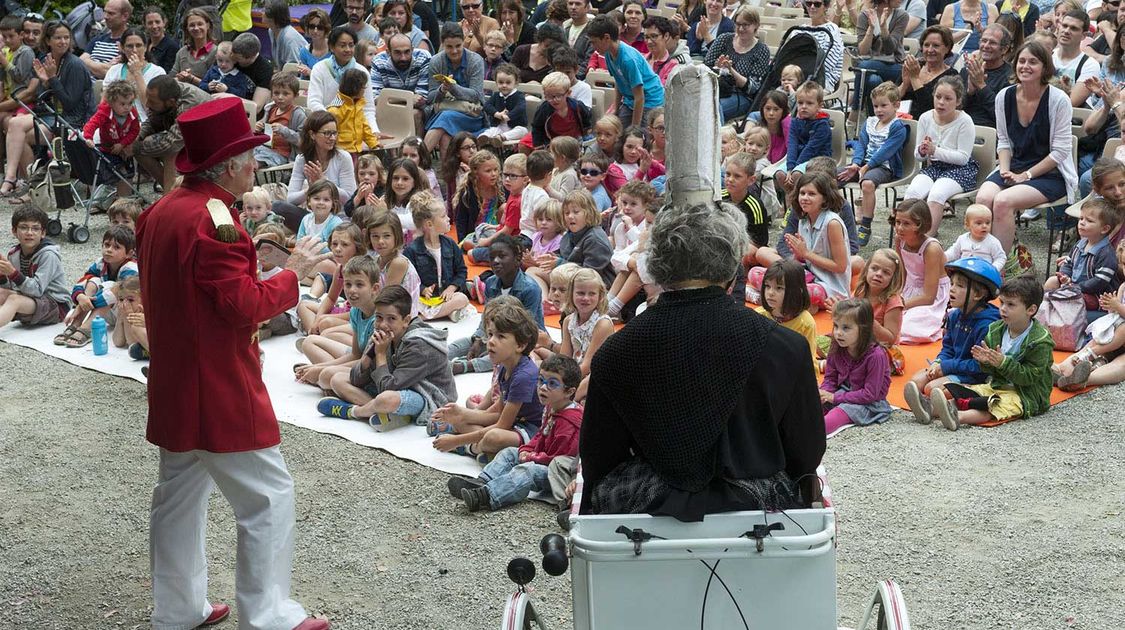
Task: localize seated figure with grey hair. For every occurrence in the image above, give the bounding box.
[578,201,827,522]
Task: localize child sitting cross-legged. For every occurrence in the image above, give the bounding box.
[431,302,545,461]
[446,353,584,512]
[0,208,71,330]
[903,257,1001,423]
[81,80,140,198]
[295,256,380,389]
[551,267,614,402]
[1045,197,1121,324]
[316,285,459,427]
[55,225,139,348]
[296,222,366,337]
[111,275,149,360]
[928,276,1055,430]
[945,204,1007,271]
[107,197,144,232]
[403,192,474,321]
[820,298,893,436]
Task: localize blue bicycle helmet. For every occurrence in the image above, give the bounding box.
[944,256,1002,299]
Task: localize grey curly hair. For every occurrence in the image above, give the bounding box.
[646,201,749,288]
[196,149,256,182]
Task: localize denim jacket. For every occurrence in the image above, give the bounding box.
[404,235,468,293]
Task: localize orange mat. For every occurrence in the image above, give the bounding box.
[461,254,1085,411]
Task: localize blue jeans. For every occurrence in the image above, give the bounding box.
[480,446,551,510]
[469,246,491,263]
[616,103,656,128]
[720,92,752,122]
[448,335,493,372]
[851,59,903,112]
[1079,166,1095,199]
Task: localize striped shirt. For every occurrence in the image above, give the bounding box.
[370,49,431,98]
[722,189,769,248]
[86,32,122,65]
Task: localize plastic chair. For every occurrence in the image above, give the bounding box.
[945,125,998,215]
[93,80,103,104]
[903,37,919,55]
[375,88,418,151]
[518,82,544,97]
[842,119,919,243]
[591,89,606,121]
[586,70,615,90]
[483,79,497,95]
[242,98,257,124]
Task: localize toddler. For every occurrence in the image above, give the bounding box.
[820,298,893,436]
[928,277,1054,430]
[605,127,666,198]
[404,192,474,321]
[527,200,566,274]
[743,126,773,176]
[240,186,283,234]
[608,201,661,320]
[549,136,582,198]
[198,41,255,99]
[446,353,583,511]
[945,204,1006,271]
[579,153,613,212]
[81,80,140,197]
[479,63,528,142]
[328,67,382,154]
[254,72,307,167]
[720,126,745,162]
[1054,239,1125,390]
[296,179,345,258]
[317,285,458,429]
[903,256,1001,421]
[609,180,653,254]
[837,82,908,247]
[57,225,139,348]
[1046,197,1120,321]
[0,208,70,330]
[432,302,545,460]
[777,81,831,192]
[107,197,144,232]
[779,64,803,110]
[111,275,149,360]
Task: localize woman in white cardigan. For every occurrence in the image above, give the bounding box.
[305,26,378,132]
[976,40,1078,251]
[902,75,979,234]
[272,110,357,232]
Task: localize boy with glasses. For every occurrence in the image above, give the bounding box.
[579,153,612,211]
[528,70,594,151]
[0,207,71,330]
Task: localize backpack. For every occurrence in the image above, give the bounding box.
[64,1,105,53]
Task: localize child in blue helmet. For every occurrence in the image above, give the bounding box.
[903,257,1001,424]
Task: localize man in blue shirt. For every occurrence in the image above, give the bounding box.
[584,14,664,128]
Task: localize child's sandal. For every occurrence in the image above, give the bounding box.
[65,329,91,348]
[53,325,78,346]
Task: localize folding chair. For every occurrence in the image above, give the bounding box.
[772,6,807,18]
[242,98,258,123]
[945,125,998,216]
[375,88,418,151]
[502,95,541,154]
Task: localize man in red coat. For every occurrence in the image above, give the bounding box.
[137,97,331,630]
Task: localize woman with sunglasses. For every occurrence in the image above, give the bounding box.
[297,8,332,77]
[171,8,217,85]
[2,21,94,199]
[458,0,499,55]
[704,6,770,122]
[143,7,180,73]
[804,0,845,92]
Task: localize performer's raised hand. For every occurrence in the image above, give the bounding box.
[285,236,331,278]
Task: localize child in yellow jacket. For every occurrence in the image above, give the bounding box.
[328,68,380,154]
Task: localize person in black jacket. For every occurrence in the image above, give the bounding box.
[479,63,529,142]
[403,192,474,321]
[529,71,593,149]
[579,201,826,522]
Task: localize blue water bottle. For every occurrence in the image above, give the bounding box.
[91,316,108,356]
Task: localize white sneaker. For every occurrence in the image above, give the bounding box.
[903,381,932,424]
[930,389,960,431]
[1019,208,1042,221]
[450,305,475,323]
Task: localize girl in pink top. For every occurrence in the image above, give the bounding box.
[756,90,791,164]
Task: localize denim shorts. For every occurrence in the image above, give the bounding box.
[358,387,426,417]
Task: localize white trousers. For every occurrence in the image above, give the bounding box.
[903,173,966,206]
[150,446,307,630]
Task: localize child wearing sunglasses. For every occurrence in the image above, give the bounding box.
[578,153,613,212]
[445,353,584,512]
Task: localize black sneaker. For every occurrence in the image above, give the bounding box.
[556,509,572,531]
[447,476,485,499]
[461,486,491,512]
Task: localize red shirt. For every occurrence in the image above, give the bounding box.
[503,192,522,235]
[547,106,583,140]
[518,403,583,465]
[137,178,299,452]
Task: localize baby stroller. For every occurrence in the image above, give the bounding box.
[749,25,834,115]
[17,95,137,243]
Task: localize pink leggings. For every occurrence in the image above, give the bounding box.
[824,407,853,435]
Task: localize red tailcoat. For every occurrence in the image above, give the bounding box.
[137,178,298,452]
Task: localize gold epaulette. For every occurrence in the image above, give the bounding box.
[206,198,240,243]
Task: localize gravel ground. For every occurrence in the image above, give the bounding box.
[2,191,1125,630]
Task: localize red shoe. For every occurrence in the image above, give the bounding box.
[292,619,331,630]
[198,603,230,627]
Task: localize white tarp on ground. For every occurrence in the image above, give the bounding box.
[0,312,536,477]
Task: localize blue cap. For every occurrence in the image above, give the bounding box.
[944,256,1002,299]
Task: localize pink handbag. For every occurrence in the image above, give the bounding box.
[1036,285,1087,351]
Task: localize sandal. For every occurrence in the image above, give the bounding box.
[0,179,16,197]
[65,328,91,348]
[53,325,78,346]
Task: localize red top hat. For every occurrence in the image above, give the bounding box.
[175,98,269,175]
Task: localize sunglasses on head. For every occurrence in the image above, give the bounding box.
[579,168,602,176]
